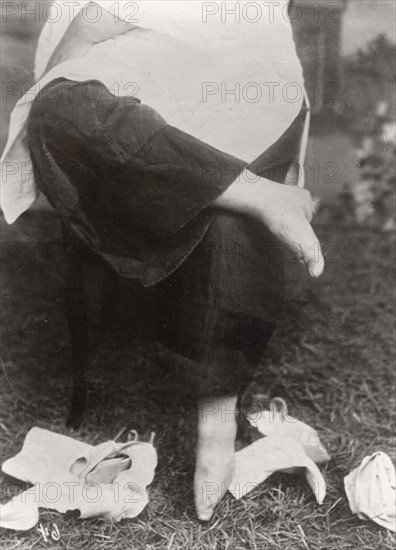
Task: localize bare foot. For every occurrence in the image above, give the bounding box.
[255,179,324,277]
[214,175,325,278]
[194,395,238,521]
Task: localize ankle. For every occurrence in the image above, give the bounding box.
[197,395,238,441]
[197,395,238,422]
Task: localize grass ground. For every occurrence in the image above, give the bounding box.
[0,210,395,550]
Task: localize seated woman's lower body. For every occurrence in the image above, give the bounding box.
[27,78,304,521]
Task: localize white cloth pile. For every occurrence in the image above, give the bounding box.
[344,452,396,532]
[1,401,394,532]
[0,428,157,530]
[230,398,330,503]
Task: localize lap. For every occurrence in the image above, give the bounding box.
[156,211,285,320]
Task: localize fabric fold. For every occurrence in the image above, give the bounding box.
[0,428,157,531]
[1,1,307,225]
[229,435,327,504]
[247,397,331,464]
[344,452,396,532]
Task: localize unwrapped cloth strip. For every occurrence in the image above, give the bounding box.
[0,427,157,531]
[344,451,396,532]
[229,436,326,504]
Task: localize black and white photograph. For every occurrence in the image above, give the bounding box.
[0,1,395,548]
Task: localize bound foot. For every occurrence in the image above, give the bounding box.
[194,395,238,521]
[214,176,325,278]
[255,180,324,277]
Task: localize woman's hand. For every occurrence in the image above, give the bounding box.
[214,174,325,277]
